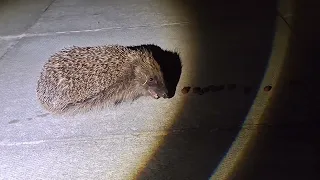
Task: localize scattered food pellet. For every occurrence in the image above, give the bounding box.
[181,87,191,94]
[244,86,252,94]
[208,85,225,92]
[227,84,236,90]
[264,85,272,91]
[193,87,203,95]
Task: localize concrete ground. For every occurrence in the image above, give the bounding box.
[1,0,318,180]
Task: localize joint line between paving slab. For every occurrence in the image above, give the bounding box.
[0,131,169,147]
[0,22,190,41]
[0,125,279,147]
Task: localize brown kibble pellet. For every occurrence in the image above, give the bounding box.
[264,85,272,91]
[193,87,203,95]
[227,84,236,90]
[181,87,191,94]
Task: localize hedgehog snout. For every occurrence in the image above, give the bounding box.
[149,86,168,99]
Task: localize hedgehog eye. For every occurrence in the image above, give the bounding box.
[149,78,154,82]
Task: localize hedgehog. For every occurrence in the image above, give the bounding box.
[36,44,168,115]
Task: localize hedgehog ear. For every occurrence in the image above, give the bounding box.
[135,66,147,75]
[134,66,148,84]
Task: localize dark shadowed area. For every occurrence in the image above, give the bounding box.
[233,0,320,179]
[127,44,182,98]
[137,0,279,179]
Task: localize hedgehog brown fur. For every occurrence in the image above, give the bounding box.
[36,45,168,115]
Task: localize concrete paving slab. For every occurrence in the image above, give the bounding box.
[0,23,258,144]
[0,23,264,179]
[27,0,190,34]
[0,0,54,36]
[0,24,193,143]
[0,135,161,180]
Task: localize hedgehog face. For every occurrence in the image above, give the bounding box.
[134,60,168,99]
[143,75,168,99]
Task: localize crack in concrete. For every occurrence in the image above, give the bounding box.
[43,0,56,13]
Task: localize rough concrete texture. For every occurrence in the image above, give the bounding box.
[26,0,190,34]
[2,0,314,180]
[0,0,54,36]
